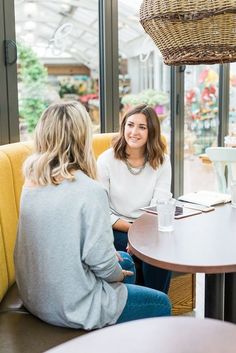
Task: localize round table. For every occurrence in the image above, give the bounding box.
[128,204,236,322]
[45,317,236,353]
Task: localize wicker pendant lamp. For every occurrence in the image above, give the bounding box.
[140,0,236,65]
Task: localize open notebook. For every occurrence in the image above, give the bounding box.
[178,190,231,207]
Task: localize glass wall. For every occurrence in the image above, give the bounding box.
[184,65,220,193]
[229,63,236,138]
[0,0,234,196]
[118,0,171,145]
[14,0,100,141]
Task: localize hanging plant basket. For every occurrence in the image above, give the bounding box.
[140,0,236,65]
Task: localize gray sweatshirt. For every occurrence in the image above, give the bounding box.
[14,170,127,329]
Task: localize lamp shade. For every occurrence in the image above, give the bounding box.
[140,0,236,65]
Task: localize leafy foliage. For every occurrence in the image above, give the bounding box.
[121,89,169,107]
[59,82,78,97]
[18,43,49,132]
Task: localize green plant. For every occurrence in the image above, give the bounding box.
[18,43,49,132]
[59,82,78,97]
[19,98,48,133]
[121,89,169,107]
[58,78,89,98]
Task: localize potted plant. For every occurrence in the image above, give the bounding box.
[121,89,169,117]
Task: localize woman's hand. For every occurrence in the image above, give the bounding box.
[122,269,134,280]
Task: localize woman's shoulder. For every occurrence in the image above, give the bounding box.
[147,153,170,173]
[156,153,170,170]
[75,171,106,194]
[163,153,170,163]
[73,172,108,208]
[97,148,115,163]
[23,178,38,188]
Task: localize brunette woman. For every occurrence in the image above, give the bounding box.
[97,104,172,293]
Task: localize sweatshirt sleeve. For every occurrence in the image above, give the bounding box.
[150,154,172,205]
[81,184,123,282]
[97,153,120,226]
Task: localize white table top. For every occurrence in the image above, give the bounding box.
[128,204,236,273]
[45,317,236,353]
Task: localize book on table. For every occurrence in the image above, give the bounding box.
[178,190,231,207]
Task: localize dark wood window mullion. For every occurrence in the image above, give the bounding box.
[0,0,9,144]
[218,63,230,146]
[98,0,119,132]
[4,0,19,143]
[170,65,185,198]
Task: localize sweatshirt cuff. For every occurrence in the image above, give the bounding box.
[104,263,123,282]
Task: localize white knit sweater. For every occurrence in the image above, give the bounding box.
[97,148,172,224]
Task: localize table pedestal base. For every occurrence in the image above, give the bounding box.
[225,272,236,323]
[205,274,224,320]
[205,273,236,323]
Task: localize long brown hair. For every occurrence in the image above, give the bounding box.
[113,104,166,169]
[23,101,97,185]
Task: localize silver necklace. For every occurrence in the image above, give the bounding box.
[125,158,147,175]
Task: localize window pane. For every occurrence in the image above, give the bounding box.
[118,0,171,144]
[15,0,100,141]
[184,65,220,193]
[229,63,236,138]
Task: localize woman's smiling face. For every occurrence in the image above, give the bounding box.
[124,113,148,150]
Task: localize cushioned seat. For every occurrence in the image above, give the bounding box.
[0,284,25,313]
[0,283,86,353]
[0,311,85,353]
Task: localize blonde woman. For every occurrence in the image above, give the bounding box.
[14,101,171,330]
[97,104,172,294]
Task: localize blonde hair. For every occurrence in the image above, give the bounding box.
[24,101,97,185]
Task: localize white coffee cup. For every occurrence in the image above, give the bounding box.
[231,181,236,208]
[156,198,176,232]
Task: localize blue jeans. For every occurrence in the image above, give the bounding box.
[114,230,172,294]
[118,251,136,284]
[117,251,171,323]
